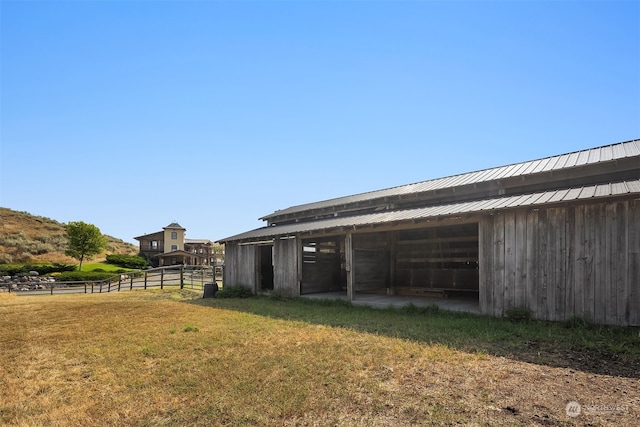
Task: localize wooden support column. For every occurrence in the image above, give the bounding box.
[297,236,303,296]
[345,232,355,301]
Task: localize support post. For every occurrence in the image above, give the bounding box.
[345,232,355,302]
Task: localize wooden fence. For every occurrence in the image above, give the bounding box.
[7,265,219,296]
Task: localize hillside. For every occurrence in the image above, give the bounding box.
[0,207,138,264]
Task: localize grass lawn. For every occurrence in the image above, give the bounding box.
[0,290,638,426]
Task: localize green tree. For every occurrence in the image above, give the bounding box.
[64,221,107,271]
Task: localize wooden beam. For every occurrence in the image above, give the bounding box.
[345,232,354,302]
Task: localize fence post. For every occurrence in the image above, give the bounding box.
[108,279,111,293]
[180,265,184,289]
[144,271,147,290]
[50,284,53,295]
[130,274,134,290]
[161,269,164,290]
[92,282,94,293]
[118,277,121,292]
[85,282,87,294]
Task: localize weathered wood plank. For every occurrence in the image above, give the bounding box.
[514,209,527,309]
[593,203,606,325]
[573,205,586,319]
[605,203,618,325]
[629,199,640,326]
[565,206,576,320]
[554,208,566,322]
[493,213,505,317]
[504,211,516,312]
[345,232,354,301]
[546,208,558,321]
[583,204,596,322]
[525,208,538,315]
[615,201,628,325]
[536,209,548,320]
[479,216,494,315]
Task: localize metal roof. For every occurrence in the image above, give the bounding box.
[219,178,640,243]
[261,139,640,220]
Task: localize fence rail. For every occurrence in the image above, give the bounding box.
[4,265,219,296]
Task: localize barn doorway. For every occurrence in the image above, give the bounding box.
[258,245,274,291]
[300,237,344,294]
[392,223,479,298]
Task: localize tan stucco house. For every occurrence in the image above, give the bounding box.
[135,222,214,267]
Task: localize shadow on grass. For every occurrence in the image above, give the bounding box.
[184,293,640,379]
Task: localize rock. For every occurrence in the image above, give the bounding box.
[29,271,39,276]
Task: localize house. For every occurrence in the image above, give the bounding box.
[135,223,215,267]
[218,139,640,326]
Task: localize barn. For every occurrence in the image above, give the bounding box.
[218,139,640,326]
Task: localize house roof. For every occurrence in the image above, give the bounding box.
[185,239,213,245]
[164,222,185,230]
[157,249,205,259]
[218,178,640,243]
[260,139,640,221]
[134,230,163,241]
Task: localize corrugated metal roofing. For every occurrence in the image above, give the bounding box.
[262,139,640,220]
[220,178,640,243]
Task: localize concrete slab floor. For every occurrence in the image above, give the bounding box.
[300,291,481,314]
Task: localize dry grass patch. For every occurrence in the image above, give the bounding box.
[0,290,638,426]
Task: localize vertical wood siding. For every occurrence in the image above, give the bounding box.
[223,243,257,293]
[274,237,300,297]
[480,199,640,326]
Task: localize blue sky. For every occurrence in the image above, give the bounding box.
[1,1,638,245]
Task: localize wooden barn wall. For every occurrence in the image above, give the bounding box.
[480,199,640,326]
[274,237,300,297]
[223,243,257,293]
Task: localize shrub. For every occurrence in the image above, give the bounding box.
[0,263,76,276]
[216,285,253,299]
[505,307,533,322]
[562,316,592,329]
[105,254,148,269]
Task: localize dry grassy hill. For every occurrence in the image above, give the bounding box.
[0,207,137,264]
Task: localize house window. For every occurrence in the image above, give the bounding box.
[171,245,177,251]
[151,241,158,250]
[171,232,177,239]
